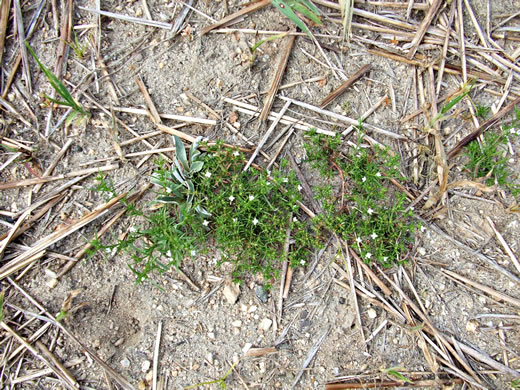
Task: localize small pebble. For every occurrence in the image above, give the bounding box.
[141,360,151,373]
[232,320,242,327]
[120,357,130,368]
[466,319,479,333]
[255,285,269,303]
[259,318,273,331]
[367,308,377,319]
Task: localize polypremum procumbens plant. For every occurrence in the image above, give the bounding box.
[304,129,419,267]
[93,137,317,287]
[192,141,317,286]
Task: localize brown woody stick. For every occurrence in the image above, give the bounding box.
[320,64,372,108]
[406,0,443,59]
[447,95,520,159]
[260,34,296,122]
[200,0,270,36]
[0,0,10,67]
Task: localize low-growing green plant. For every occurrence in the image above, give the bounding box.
[464,109,520,196]
[91,138,316,287]
[184,360,239,389]
[66,32,89,59]
[304,129,418,267]
[25,42,90,126]
[512,378,520,389]
[474,103,491,119]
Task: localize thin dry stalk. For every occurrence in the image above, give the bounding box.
[36,341,79,388]
[0,209,30,258]
[447,95,520,159]
[0,193,127,280]
[278,216,292,319]
[406,0,443,59]
[97,58,120,105]
[10,358,82,384]
[185,92,220,120]
[291,327,329,389]
[485,216,520,274]
[0,164,118,190]
[152,321,162,390]
[57,183,151,278]
[33,139,73,193]
[342,94,388,136]
[201,0,270,35]
[436,2,456,95]
[13,0,31,93]
[441,269,520,309]
[113,106,216,126]
[325,378,463,389]
[8,278,136,390]
[0,0,10,67]
[0,322,78,389]
[260,34,295,122]
[279,95,406,140]
[245,100,291,170]
[135,75,162,124]
[266,126,295,170]
[320,64,371,108]
[341,240,365,344]
[224,97,334,135]
[78,7,171,29]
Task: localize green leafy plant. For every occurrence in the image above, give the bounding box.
[90,139,316,286]
[66,32,89,59]
[184,360,239,389]
[151,136,210,221]
[270,0,322,38]
[25,42,90,126]
[464,110,520,196]
[304,129,418,267]
[381,366,413,384]
[475,103,491,119]
[512,378,520,389]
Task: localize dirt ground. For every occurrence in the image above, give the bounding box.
[1,0,520,389]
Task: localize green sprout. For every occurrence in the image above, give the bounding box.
[25,42,90,126]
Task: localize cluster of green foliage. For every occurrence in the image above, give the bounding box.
[305,130,418,267]
[92,137,317,287]
[464,108,520,197]
[91,130,422,285]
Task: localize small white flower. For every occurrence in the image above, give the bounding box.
[293,217,298,223]
[191,250,196,256]
[252,218,259,225]
[410,206,414,211]
[356,237,362,244]
[367,208,374,215]
[202,220,209,226]
[297,184,302,191]
[166,250,172,258]
[232,218,237,223]
[166,187,172,193]
[233,150,240,156]
[383,256,388,262]
[283,178,289,183]
[420,225,426,232]
[362,176,367,182]
[266,181,271,185]
[376,172,382,177]
[371,232,378,240]
[129,226,137,233]
[204,171,212,178]
[365,252,372,260]
[267,170,272,176]
[229,195,235,203]
[300,260,306,266]
[249,195,255,201]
